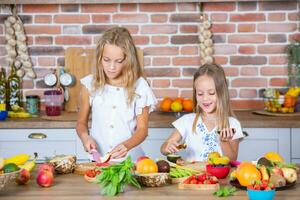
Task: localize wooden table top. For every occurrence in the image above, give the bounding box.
[1,171,299,200]
[1,110,300,129]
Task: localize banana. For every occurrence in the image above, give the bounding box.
[19,152,38,172]
[8,111,31,118]
[4,153,30,166]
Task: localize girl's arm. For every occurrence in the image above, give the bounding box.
[110,106,150,159]
[220,139,240,161]
[160,130,182,155]
[76,85,97,153]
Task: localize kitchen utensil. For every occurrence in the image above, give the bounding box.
[44,73,57,87]
[90,149,111,163]
[60,72,76,87]
[44,89,64,116]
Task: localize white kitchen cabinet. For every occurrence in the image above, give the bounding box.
[238,128,291,163]
[291,128,300,162]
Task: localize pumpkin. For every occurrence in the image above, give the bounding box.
[236,162,261,186]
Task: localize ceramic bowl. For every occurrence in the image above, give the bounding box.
[206,164,230,179]
[247,189,276,200]
[0,110,8,121]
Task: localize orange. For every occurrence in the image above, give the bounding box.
[182,99,194,112]
[174,97,184,104]
[160,97,173,112]
[171,101,183,112]
[264,152,284,163]
[136,158,158,174]
[236,162,261,186]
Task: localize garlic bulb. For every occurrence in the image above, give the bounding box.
[17,68,25,78]
[198,15,214,65]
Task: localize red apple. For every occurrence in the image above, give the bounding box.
[38,163,54,174]
[36,169,54,187]
[137,156,149,163]
[271,166,284,176]
[15,169,31,185]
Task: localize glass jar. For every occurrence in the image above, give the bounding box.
[26,95,39,115]
[44,90,63,116]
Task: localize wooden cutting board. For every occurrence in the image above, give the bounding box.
[64,47,144,112]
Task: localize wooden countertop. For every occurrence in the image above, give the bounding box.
[0,110,300,129]
[1,171,299,200]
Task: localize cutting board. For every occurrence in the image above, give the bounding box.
[64,47,144,112]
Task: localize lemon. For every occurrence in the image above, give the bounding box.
[170,101,183,112]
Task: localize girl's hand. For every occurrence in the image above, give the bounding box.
[219,128,235,142]
[82,135,97,153]
[164,140,180,154]
[110,144,128,159]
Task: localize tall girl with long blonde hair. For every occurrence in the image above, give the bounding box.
[77,27,157,161]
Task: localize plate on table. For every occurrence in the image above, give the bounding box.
[229,180,296,191]
[158,110,191,118]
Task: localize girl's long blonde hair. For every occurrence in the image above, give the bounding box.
[192,64,234,132]
[93,26,143,104]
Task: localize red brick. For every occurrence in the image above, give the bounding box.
[269,56,288,65]
[173,57,200,66]
[238,2,257,11]
[231,56,267,65]
[181,90,193,98]
[141,25,177,34]
[180,25,197,33]
[268,13,285,21]
[35,36,53,45]
[38,57,56,66]
[229,89,238,98]
[270,78,288,87]
[145,68,180,77]
[172,79,193,88]
[152,36,169,44]
[211,13,228,22]
[24,26,61,35]
[239,46,256,54]
[0,47,5,57]
[170,14,200,22]
[132,36,149,45]
[152,79,170,88]
[257,45,286,54]
[240,67,258,76]
[213,35,226,43]
[55,36,92,45]
[214,45,237,55]
[153,57,170,66]
[171,36,198,45]
[34,68,55,79]
[23,5,59,13]
[214,56,228,65]
[240,89,258,98]
[144,47,178,56]
[204,2,235,11]
[153,89,179,99]
[143,57,151,67]
[57,57,65,66]
[259,1,297,11]
[22,80,34,89]
[211,24,235,33]
[289,34,300,42]
[140,3,176,12]
[82,25,114,34]
[258,23,297,32]
[230,13,265,22]
[113,14,148,23]
[288,12,300,21]
[268,34,287,43]
[54,15,90,24]
[223,67,238,76]
[232,78,267,87]
[151,14,168,23]
[228,34,266,43]
[27,36,34,45]
[181,46,198,55]
[35,15,52,23]
[121,25,139,34]
[178,3,197,11]
[61,4,79,12]
[231,100,264,110]
[82,4,117,13]
[238,24,256,32]
[182,68,198,76]
[261,67,288,76]
[92,15,110,23]
[120,4,137,12]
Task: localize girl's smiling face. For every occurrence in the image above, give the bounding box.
[102,44,126,84]
[195,74,217,114]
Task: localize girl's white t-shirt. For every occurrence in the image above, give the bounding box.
[172,113,244,162]
[80,75,157,162]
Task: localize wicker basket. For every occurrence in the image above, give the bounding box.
[0,170,21,190]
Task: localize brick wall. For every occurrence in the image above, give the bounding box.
[0,1,299,110]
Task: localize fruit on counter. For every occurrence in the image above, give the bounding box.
[0,157,4,170]
[263,152,284,163]
[160,97,194,112]
[4,153,30,165]
[208,151,221,160]
[269,173,286,187]
[258,165,269,181]
[156,160,170,173]
[137,156,149,163]
[257,157,273,167]
[160,97,173,112]
[84,169,100,183]
[37,164,54,187]
[271,166,284,177]
[247,180,275,191]
[236,162,261,186]
[8,111,31,118]
[182,99,194,112]
[281,168,297,183]
[166,154,181,163]
[209,156,230,165]
[136,158,158,174]
[19,152,38,172]
[15,168,30,185]
[11,104,24,112]
[170,101,183,112]
[183,173,218,184]
[38,163,54,174]
[3,163,20,173]
[229,169,237,181]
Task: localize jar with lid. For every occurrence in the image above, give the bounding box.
[26,95,39,115]
[44,90,63,116]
